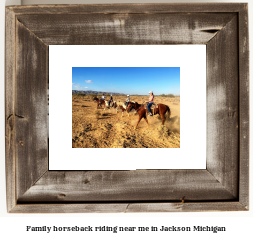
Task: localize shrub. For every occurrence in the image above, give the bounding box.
[76,93,86,97]
[160,94,175,98]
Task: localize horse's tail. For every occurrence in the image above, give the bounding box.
[166,105,171,120]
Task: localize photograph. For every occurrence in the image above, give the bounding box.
[2,1,250,221]
[72,67,180,148]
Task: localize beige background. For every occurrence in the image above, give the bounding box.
[1,0,252,222]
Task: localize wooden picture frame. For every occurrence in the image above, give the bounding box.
[5,3,249,213]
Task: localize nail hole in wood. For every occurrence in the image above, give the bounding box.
[57,193,66,199]
[84,179,90,184]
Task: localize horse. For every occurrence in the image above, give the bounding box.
[111,101,119,112]
[103,100,111,110]
[96,99,105,109]
[93,97,110,110]
[126,101,171,129]
[93,96,99,101]
[93,97,102,108]
[111,101,131,117]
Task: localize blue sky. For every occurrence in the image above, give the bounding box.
[72,67,180,95]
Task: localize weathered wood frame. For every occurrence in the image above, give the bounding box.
[5,4,249,213]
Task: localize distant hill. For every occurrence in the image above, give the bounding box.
[72,90,125,96]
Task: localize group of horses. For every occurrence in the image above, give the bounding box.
[93,97,171,129]
[93,97,129,116]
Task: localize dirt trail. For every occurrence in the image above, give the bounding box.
[72,95,180,148]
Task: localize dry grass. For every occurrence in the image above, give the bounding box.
[72,95,180,148]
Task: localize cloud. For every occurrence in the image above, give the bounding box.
[73,84,88,90]
[85,80,93,83]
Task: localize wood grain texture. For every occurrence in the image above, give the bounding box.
[206,16,239,198]
[5,7,16,212]
[238,4,249,209]
[5,3,249,213]
[10,202,247,213]
[126,202,248,213]
[16,13,235,45]
[15,20,48,200]
[7,3,246,15]
[18,170,236,202]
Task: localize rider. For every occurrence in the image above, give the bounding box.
[126,95,130,107]
[146,91,154,116]
[108,94,113,106]
[101,94,105,100]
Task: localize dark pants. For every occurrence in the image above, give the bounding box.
[108,100,112,106]
[147,102,153,113]
[126,102,129,107]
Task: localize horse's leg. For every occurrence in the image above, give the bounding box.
[121,111,123,117]
[144,115,149,128]
[160,106,166,125]
[161,114,165,125]
[134,116,142,130]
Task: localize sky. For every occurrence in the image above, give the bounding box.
[72,67,180,95]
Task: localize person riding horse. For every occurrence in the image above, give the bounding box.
[108,94,113,107]
[146,91,154,116]
[101,94,105,100]
[126,95,130,107]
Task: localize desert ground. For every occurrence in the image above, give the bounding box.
[72,95,180,148]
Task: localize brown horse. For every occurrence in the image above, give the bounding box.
[93,96,99,101]
[96,99,105,109]
[93,97,111,109]
[127,101,171,129]
[93,97,102,108]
